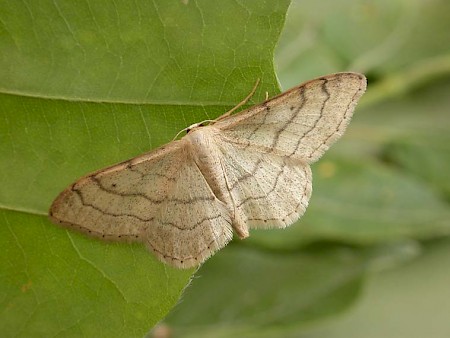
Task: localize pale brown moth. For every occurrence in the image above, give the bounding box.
[49,72,367,268]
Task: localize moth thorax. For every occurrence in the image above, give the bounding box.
[186,127,221,165]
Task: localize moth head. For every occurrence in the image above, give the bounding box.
[186,122,205,134]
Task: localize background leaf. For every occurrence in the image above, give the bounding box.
[163,241,423,338]
[299,239,450,338]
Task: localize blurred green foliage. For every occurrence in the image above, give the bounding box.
[1,0,449,337]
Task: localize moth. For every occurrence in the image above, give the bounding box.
[49,72,367,268]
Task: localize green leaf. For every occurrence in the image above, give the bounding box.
[163,243,367,337]
[299,239,450,338]
[276,0,450,88]
[382,133,450,201]
[0,0,290,336]
[0,209,191,336]
[1,0,285,103]
[162,241,418,337]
